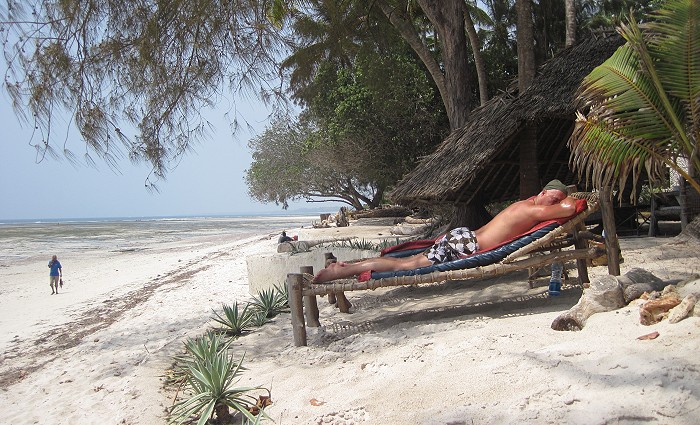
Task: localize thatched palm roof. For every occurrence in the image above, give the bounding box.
[390,34,624,206]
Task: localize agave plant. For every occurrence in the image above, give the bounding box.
[569,0,700,201]
[168,348,268,425]
[249,310,270,327]
[272,282,289,309]
[167,331,233,387]
[212,302,256,337]
[250,284,289,318]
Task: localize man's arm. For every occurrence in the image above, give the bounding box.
[532,196,578,221]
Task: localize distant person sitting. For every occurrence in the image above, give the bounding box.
[48,255,62,295]
[314,180,577,283]
[278,231,293,243]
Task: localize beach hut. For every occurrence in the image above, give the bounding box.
[389,33,625,218]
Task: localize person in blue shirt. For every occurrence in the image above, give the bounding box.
[48,255,62,295]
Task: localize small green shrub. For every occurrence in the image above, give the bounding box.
[249,311,270,327]
[250,285,289,318]
[212,302,255,337]
[165,331,232,390]
[272,282,289,310]
[168,346,268,425]
[328,238,403,252]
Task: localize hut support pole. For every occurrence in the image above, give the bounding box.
[287,273,307,346]
[300,266,320,327]
[600,186,621,276]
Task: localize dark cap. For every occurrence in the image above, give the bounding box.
[543,179,568,194]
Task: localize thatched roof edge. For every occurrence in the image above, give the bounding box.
[390,34,624,205]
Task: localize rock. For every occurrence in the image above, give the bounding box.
[552,275,625,331]
[667,294,698,324]
[639,290,682,325]
[617,268,666,304]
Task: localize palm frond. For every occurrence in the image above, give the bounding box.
[570,0,700,197]
[648,0,700,157]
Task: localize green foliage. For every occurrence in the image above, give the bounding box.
[246,41,448,210]
[580,0,665,30]
[168,338,266,425]
[569,0,700,201]
[328,238,401,252]
[250,284,290,319]
[166,331,233,389]
[2,0,286,186]
[249,311,271,327]
[211,302,256,337]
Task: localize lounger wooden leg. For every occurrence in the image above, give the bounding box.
[336,292,352,313]
[324,252,338,305]
[287,273,307,346]
[300,266,320,327]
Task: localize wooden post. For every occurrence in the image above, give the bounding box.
[324,253,337,305]
[287,273,307,346]
[573,221,590,284]
[336,292,352,313]
[648,194,658,237]
[323,252,352,313]
[600,186,621,276]
[300,266,320,327]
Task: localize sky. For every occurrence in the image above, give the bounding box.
[0,93,337,221]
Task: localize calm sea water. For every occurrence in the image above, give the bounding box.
[0,215,318,262]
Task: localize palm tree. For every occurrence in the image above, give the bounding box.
[565,0,576,47]
[568,0,699,206]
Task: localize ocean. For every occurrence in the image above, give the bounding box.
[0,214,319,263]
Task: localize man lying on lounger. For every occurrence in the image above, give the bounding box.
[313,180,577,283]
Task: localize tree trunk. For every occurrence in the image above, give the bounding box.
[375,0,449,122]
[464,7,489,105]
[681,214,700,240]
[565,0,577,48]
[516,0,536,91]
[215,404,232,423]
[516,0,539,198]
[449,202,493,230]
[519,124,540,198]
[418,0,473,130]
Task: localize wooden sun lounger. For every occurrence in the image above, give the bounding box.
[286,191,621,346]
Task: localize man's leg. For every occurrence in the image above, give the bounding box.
[50,276,56,294]
[314,253,432,282]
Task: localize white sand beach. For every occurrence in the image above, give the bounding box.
[1,218,699,424]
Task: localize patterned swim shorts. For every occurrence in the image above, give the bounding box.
[425,227,479,264]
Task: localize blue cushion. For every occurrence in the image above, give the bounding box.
[370,223,559,280]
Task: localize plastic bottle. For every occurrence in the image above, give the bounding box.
[549,262,563,296]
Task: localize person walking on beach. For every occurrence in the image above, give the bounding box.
[314,180,576,282]
[48,255,62,295]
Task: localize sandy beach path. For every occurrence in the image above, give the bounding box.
[1,220,699,425]
[0,231,277,424]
